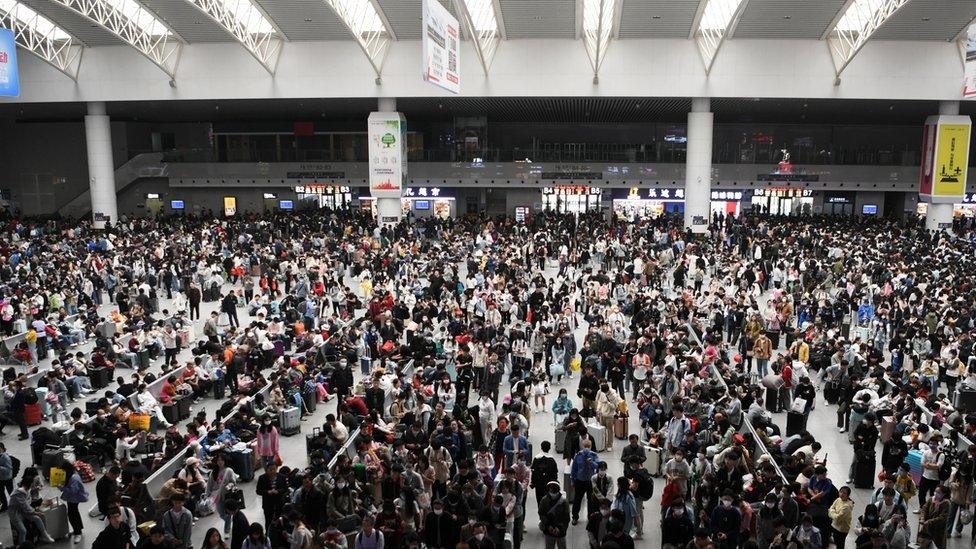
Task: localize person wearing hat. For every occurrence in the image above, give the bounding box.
[538,480,570,549]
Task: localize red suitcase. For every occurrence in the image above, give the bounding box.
[25,402,42,426]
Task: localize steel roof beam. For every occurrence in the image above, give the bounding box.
[0,3,83,80]
[184,0,284,75]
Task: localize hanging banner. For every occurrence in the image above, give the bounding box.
[0,29,20,97]
[920,115,971,203]
[422,0,460,94]
[965,23,976,98]
[367,112,407,198]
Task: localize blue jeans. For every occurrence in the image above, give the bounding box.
[10,513,48,544]
[756,359,769,379]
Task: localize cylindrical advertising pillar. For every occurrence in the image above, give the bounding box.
[684,98,713,233]
[85,102,118,229]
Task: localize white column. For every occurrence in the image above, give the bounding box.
[939,101,960,115]
[84,102,118,229]
[925,203,953,232]
[376,197,402,227]
[378,97,396,112]
[684,97,713,233]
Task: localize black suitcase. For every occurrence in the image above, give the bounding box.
[162,402,179,425]
[177,396,192,420]
[786,411,808,436]
[302,389,317,414]
[138,349,150,369]
[306,427,325,455]
[824,381,839,404]
[89,367,111,390]
[765,387,781,413]
[854,451,876,489]
[213,379,226,399]
[954,389,976,413]
[226,449,255,482]
[41,448,64,480]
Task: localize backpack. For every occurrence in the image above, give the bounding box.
[24,389,38,405]
[938,452,952,482]
[635,470,654,499]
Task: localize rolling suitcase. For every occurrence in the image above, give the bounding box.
[227,449,255,482]
[613,417,628,440]
[563,469,574,501]
[954,388,976,413]
[645,445,663,476]
[906,449,923,485]
[177,396,193,419]
[587,422,607,452]
[879,416,896,443]
[306,428,326,455]
[41,447,64,480]
[824,381,839,404]
[25,402,43,426]
[138,349,150,369]
[555,429,567,454]
[35,388,51,418]
[854,451,876,489]
[89,367,111,389]
[212,379,226,399]
[162,401,179,425]
[786,411,808,437]
[765,387,781,413]
[303,389,317,413]
[279,407,301,436]
[39,501,70,539]
[178,328,191,349]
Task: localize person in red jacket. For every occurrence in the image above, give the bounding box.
[779,359,794,411]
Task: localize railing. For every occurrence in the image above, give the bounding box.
[879,374,973,454]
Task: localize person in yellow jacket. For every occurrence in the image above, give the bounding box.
[828,486,855,549]
[790,338,810,365]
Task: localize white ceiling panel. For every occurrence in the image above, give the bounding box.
[252,0,349,41]
[23,0,125,46]
[734,0,848,39]
[140,0,231,43]
[872,0,976,41]
[376,0,458,40]
[498,0,576,39]
[617,0,700,39]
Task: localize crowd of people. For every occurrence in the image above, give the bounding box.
[0,207,974,549]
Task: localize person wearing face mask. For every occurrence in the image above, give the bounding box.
[709,490,742,548]
[663,449,691,499]
[827,486,854,549]
[790,514,823,549]
[421,499,459,549]
[537,480,570,549]
[459,511,480,542]
[586,498,613,549]
[918,485,949,549]
[253,417,280,470]
[466,522,494,549]
[477,495,507,548]
[661,498,695,549]
[756,492,784,549]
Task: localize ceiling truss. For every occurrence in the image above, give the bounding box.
[323,0,392,78]
[454,0,502,75]
[0,2,83,80]
[50,0,182,79]
[185,0,284,75]
[581,0,616,80]
[826,0,912,82]
[694,0,750,75]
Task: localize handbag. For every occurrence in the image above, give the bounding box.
[550,362,565,377]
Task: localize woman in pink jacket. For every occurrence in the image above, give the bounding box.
[253,418,279,468]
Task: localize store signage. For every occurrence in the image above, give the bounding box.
[757,174,819,182]
[965,23,976,98]
[515,207,528,222]
[753,188,812,198]
[542,186,602,196]
[961,194,976,203]
[223,197,237,217]
[920,115,971,203]
[540,172,604,180]
[422,0,460,94]
[286,171,346,179]
[710,191,744,201]
[295,185,351,195]
[368,112,407,198]
[403,187,442,197]
[0,29,19,97]
[826,197,851,204]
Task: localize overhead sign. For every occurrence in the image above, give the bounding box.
[367,112,407,198]
[422,0,460,94]
[0,29,20,97]
[920,115,971,203]
[965,23,976,98]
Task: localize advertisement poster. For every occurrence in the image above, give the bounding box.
[0,29,20,97]
[932,123,970,198]
[223,196,237,217]
[368,112,407,198]
[422,0,460,94]
[965,23,976,98]
[919,119,937,196]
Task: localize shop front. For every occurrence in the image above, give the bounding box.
[541,186,602,213]
[709,190,749,217]
[295,184,354,209]
[751,187,813,216]
[360,186,455,219]
[611,187,685,218]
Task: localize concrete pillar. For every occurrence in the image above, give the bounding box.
[85,102,118,229]
[939,101,960,115]
[378,97,397,112]
[925,203,953,232]
[684,97,713,233]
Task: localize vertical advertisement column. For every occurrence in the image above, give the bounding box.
[85,102,118,230]
[368,112,407,227]
[919,109,971,232]
[684,98,713,234]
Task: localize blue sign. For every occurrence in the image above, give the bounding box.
[0,29,19,97]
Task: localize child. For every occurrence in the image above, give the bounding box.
[894,462,917,509]
[531,367,549,414]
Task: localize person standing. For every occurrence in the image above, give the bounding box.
[221,292,240,329]
[530,441,560,505]
[161,493,193,548]
[0,443,13,511]
[827,486,854,549]
[569,439,601,525]
[60,460,90,543]
[255,462,286,529]
[187,283,202,321]
[538,481,570,549]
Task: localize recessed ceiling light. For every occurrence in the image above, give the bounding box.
[304,18,312,22]
[652,16,661,20]
[783,15,791,20]
[533,16,543,21]
[921,17,930,21]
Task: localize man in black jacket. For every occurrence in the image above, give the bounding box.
[95,466,121,517]
[221,292,239,329]
[530,442,559,505]
[577,367,599,413]
[538,481,570,549]
[422,499,460,549]
[364,377,386,416]
[255,462,288,528]
[848,412,879,485]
